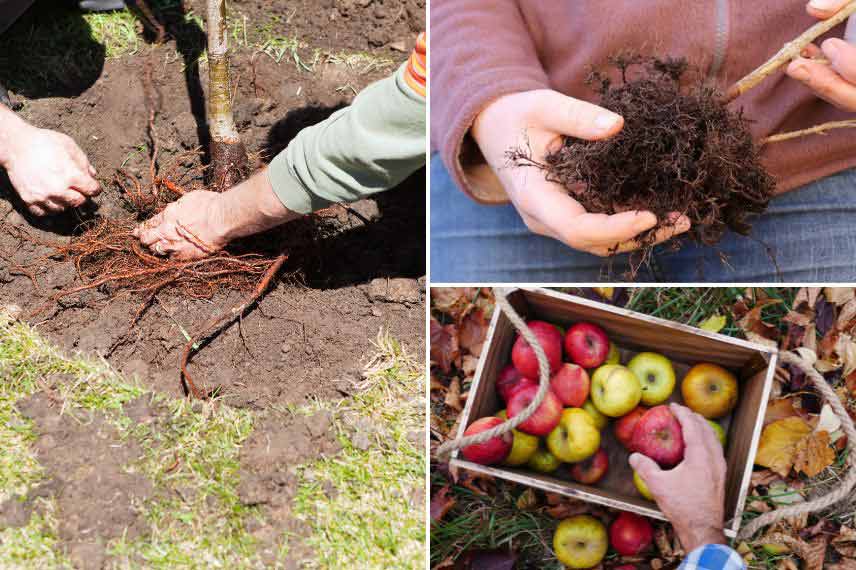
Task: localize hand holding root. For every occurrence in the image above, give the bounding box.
[134,191,230,260]
[472,89,690,257]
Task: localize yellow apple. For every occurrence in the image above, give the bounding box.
[581,399,609,431]
[681,363,738,419]
[553,515,608,569]
[605,341,621,365]
[627,352,676,406]
[633,471,653,501]
[591,364,642,417]
[527,446,561,473]
[496,410,539,466]
[707,420,726,447]
[547,408,600,463]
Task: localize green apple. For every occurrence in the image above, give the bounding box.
[590,364,642,417]
[707,420,726,447]
[547,408,600,463]
[496,410,539,466]
[605,342,621,365]
[553,515,608,569]
[581,399,609,431]
[633,471,653,501]
[627,352,676,406]
[527,446,561,473]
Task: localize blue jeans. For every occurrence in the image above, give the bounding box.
[430,155,856,282]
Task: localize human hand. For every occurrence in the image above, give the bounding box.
[471,89,690,256]
[0,121,100,216]
[134,191,230,260]
[629,403,727,552]
[786,0,856,111]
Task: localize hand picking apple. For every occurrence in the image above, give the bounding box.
[629,403,728,552]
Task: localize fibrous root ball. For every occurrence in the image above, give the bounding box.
[538,55,776,248]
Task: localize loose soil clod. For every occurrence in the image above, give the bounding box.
[518,56,777,250]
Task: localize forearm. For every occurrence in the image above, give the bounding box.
[676,525,727,554]
[217,168,301,241]
[266,61,426,214]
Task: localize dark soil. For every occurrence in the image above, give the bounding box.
[530,56,776,249]
[0,0,426,408]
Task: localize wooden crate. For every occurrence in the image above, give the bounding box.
[449,287,778,538]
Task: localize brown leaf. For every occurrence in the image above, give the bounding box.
[826,288,856,306]
[459,309,488,357]
[432,287,479,320]
[444,378,463,412]
[455,550,517,570]
[829,561,856,570]
[544,499,591,519]
[431,318,460,374]
[458,470,494,495]
[784,310,813,327]
[763,533,827,570]
[764,397,802,426]
[461,355,479,380]
[751,469,782,487]
[430,374,448,393]
[516,488,538,510]
[795,287,823,310]
[737,298,783,344]
[747,500,772,513]
[654,526,673,558]
[794,430,837,477]
[755,418,813,477]
[430,485,456,522]
[834,526,856,558]
[777,559,799,570]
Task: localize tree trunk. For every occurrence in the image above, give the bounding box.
[206,0,248,189]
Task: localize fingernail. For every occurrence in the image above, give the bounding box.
[809,0,840,11]
[595,113,620,132]
[790,62,810,81]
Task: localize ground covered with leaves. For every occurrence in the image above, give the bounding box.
[0,310,425,569]
[430,287,856,570]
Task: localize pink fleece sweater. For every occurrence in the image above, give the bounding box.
[431,0,856,204]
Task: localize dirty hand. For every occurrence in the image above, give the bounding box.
[0,114,100,216]
[786,0,856,111]
[134,191,230,260]
[471,89,690,256]
[629,403,727,552]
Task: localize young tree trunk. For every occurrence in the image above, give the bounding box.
[206,0,249,189]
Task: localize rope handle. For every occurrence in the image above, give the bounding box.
[436,288,552,457]
[737,350,856,539]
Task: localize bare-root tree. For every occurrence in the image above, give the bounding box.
[206,0,249,189]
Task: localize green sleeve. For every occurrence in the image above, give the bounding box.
[266,62,426,214]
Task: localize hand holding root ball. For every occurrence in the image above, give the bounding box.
[630,403,728,553]
[787,0,856,111]
[471,90,691,256]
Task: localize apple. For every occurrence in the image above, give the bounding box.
[512,320,564,380]
[547,408,601,463]
[496,364,537,403]
[682,363,739,419]
[708,420,726,447]
[615,566,638,570]
[550,363,590,407]
[605,342,621,365]
[460,417,512,465]
[613,406,648,450]
[609,512,654,556]
[507,384,563,436]
[564,322,610,368]
[627,352,676,406]
[590,365,642,417]
[527,446,562,473]
[553,515,608,569]
[581,399,609,430]
[568,447,609,484]
[495,410,539,466]
[633,471,653,500]
[630,406,685,468]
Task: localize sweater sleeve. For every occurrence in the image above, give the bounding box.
[266,38,426,214]
[430,0,550,204]
[679,544,747,570]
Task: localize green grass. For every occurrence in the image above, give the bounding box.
[0,311,424,568]
[292,332,426,569]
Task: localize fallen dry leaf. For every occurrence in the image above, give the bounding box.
[432,287,479,320]
[825,288,856,306]
[431,318,460,374]
[461,355,479,380]
[755,417,813,477]
[834,526,856,558]
[445,378,463,412]
[516,488,538,510]
[737,298,783,346]
[431,485,456,523]
[828,561,856,570]
[455,549,517,570]
[459,309,488,357]
[795,287,823,310]
[545,500,591,520]
[764,397,802,426]
[763,533,827,570]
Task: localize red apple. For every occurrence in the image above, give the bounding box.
[613,406,648,450]
[511,321,564,380]
[460,417,513,465]
[550,363,590,407]
[609,512,654,556]
[496,365,537,402]
[507,383,562,436]
[630,406,685,468]
[565,322,610,368]
[568,447,609,484]
[615,566,637,570]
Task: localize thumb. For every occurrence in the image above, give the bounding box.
[807,0,853,19]
[629,453,663,484]
[532,90,624,141]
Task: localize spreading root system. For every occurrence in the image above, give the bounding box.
[524,55,777,249]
